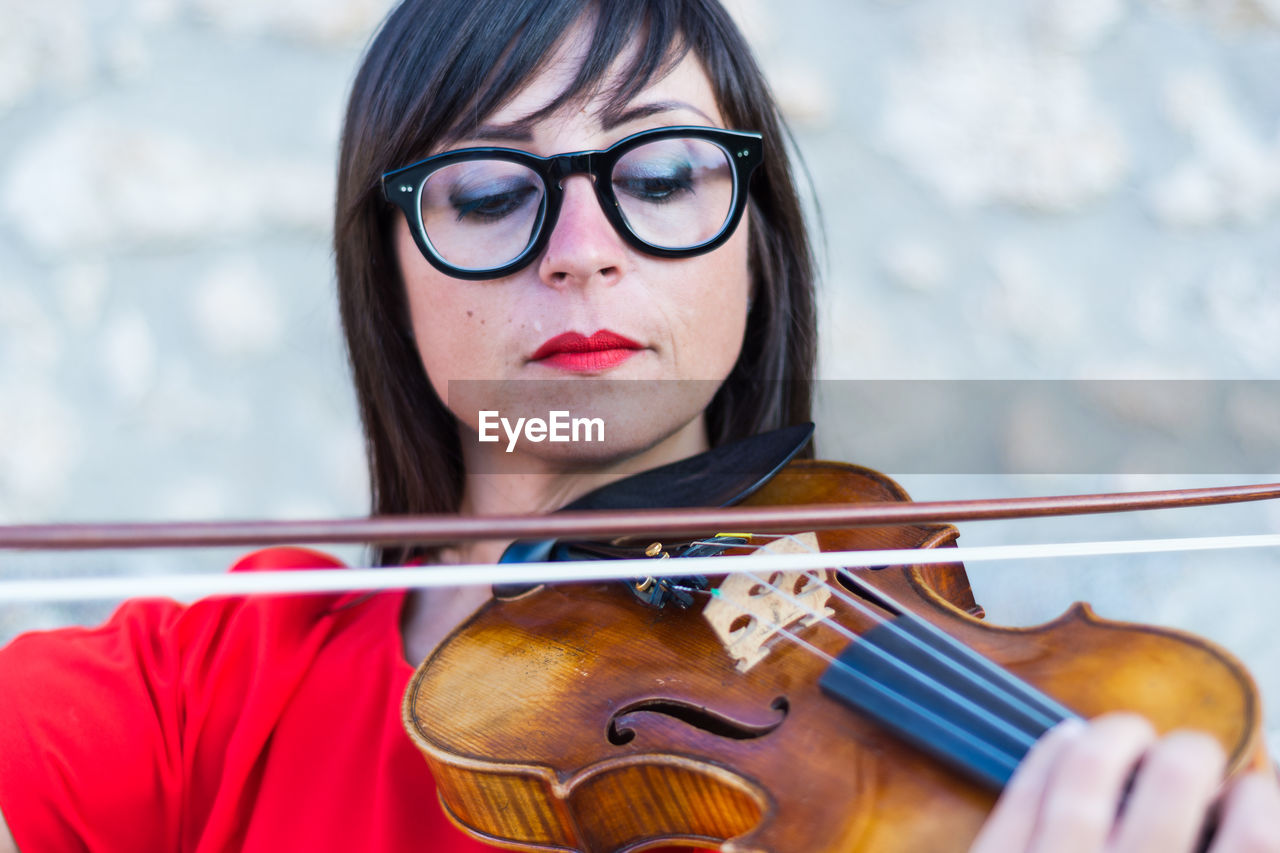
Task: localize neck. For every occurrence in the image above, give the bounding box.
[401,414,710,664]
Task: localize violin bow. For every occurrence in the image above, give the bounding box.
[1,481,1278,602]
[3,481,1279,551]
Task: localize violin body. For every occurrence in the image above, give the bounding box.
[403,461,1266,852]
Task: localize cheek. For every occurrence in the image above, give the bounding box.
[674,225,752,378]
[395,224,491,390]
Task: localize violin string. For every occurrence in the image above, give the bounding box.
[760,534,1069,729]
[733,567,1042,751]
[698,571,1030,773]
[694,532,1045,740]
[705,535,1069,734]
[827,563,1074,727]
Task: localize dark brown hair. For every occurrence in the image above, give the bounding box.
[334,0,817,563]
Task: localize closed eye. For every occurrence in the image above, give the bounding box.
[451,181,541,223]
[614,163,694,204]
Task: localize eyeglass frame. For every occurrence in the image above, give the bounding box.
[380,125,764,281]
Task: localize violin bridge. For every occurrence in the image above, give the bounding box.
[702,532,834,672]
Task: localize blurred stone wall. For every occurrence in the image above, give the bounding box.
[2,0,1279,739]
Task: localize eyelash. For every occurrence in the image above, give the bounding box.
[451,184,540,222]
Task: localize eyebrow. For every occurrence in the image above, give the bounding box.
[468,100,717,145]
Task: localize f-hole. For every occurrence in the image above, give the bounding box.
[608,696,789,746]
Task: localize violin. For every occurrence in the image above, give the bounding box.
[403,459,1269,852]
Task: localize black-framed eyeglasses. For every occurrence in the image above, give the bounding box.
[381,126,763,280]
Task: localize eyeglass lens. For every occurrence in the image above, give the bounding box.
[416,137,735,273]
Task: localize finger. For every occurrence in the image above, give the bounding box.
[1207,772,1280,853]
[1028,712,1157,853]
[970,718,1086,853]
[1107,730,1225,853]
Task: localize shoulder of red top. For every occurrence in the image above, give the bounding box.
[229,546,347,573]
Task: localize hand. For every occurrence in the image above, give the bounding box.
[970,712,1280,852]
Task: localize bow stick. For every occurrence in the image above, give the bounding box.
[3,481,1279,550]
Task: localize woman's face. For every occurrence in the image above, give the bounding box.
[393,31,751,466]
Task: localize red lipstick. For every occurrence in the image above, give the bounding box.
[530,330,643,372]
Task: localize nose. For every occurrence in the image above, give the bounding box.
[537,174,628,288]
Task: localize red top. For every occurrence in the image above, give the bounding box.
[0,547,493,852]
[0,549,711,852]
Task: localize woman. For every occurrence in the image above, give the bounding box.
[1,0,1277,850]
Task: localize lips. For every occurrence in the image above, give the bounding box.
[530,330,643,372]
